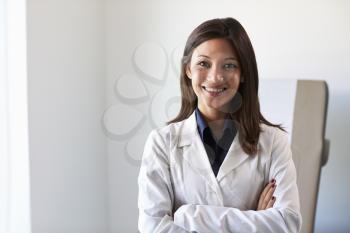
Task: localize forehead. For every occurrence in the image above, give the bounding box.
[192,38,237,58]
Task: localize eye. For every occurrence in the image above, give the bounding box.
[197,61,210,68]
[224,63,239,69]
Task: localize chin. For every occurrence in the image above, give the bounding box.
[206,103,227,111]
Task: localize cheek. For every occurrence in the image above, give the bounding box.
[190,66,207,76]
[193,73,208,86]
[190,71,205,83]
[229,74,241,87]
[191,80,202,93]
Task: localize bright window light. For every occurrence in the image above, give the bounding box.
[0,0,31,232]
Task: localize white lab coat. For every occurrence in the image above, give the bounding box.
[138,111,302,233]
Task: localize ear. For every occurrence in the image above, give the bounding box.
[185,65,192,79]
[240,76,244,83]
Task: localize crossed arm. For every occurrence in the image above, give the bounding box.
[138,166,278,233]
[138,129,302,233]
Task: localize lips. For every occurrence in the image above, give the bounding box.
[204,87,225,92]
[202,86,227,97]
[202,86,227,92]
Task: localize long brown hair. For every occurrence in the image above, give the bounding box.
[167,17,283,155]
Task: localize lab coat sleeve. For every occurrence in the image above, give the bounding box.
[173,128,302,233]
[138,129,189,233]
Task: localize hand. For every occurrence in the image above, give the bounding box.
[256,179,276,210]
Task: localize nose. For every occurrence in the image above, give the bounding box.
[207,65,224,82]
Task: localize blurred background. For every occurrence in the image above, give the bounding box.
[1,0,349,232]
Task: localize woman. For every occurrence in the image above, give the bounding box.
[138,17,302,232]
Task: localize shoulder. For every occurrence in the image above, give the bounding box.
[258,123,290,155]
[146,118,188,147]
[142,118,188,164]
[260,123,289,141]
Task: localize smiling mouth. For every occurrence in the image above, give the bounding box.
[202,86,227,97]
[202,86,227,94]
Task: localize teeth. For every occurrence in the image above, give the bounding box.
[204,87,225,92]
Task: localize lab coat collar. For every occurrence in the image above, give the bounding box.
[177,111,197,147]
[177,111,249,194]
[216,135,249,182]
[177,111,223,200]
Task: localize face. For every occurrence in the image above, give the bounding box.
[186,38,241,119]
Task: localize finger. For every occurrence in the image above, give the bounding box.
[258,179,275,209]
[265,183,276,200]
[258,179,275,210]
[261,179,275,198]
[266,196,276,209]
[257,187,269,210]
[262,183,276,209]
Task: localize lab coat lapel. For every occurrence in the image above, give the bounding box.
[177,112,223,200]
[216,132,250,182]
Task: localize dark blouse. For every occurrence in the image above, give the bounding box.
[195,108,237,176]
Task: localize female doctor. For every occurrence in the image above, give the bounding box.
[138,18,302,233]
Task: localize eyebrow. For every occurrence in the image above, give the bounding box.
[197,55,238,61]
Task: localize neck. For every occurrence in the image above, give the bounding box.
[198,107,229,132]
[198,107,229,122]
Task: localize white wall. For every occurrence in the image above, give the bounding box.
[27,0,108,233]
[105,0,350,232]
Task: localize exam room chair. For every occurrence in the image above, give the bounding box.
[291,80,330,233]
